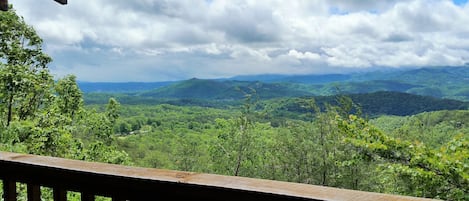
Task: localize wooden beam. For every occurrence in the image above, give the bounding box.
[0,0,8,11]
[54,0,67,5]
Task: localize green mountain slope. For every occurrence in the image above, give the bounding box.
[347,91,468,116]
[228,66,469,101]
[319,80,419,95]
[265,91,469,119]
[140,78,314,99]
[328,66,469,100]
[140,78,232,99]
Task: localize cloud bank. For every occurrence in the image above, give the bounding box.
[10,0,469,81]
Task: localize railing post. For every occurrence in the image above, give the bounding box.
[3,179,16,201]
[53,187,67,201]
[81,192,94,201]
[0,0,8,11]
[27,183,41,201]
[112,197,127,201]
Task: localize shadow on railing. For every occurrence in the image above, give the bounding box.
[0,151,438,201]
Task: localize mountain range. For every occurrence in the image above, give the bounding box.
[80,66,469,101]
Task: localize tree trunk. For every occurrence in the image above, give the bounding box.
[6,93,13,126]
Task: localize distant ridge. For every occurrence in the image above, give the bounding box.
[80,66,469,101]
[269,91,469,117]
[228,73,351,84]
[78,81,174,93]
[139,78,313,99]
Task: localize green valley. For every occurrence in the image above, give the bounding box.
[1,5,468,201]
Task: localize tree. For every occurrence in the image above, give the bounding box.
[54,75,83,118]
[338,114,469,200]
[210,91,259,176]
[106,98,120,125]
[270,97,377,190]
[0,7,53,126]
[0,6,132,167]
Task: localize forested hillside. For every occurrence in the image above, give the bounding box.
[140,78,314,99]
[227,66,469,101]
[111,96,468,200]
[85,90,469,118]
[1,6,468,201]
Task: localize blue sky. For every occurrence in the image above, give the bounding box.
[453,0,468,5]
[10,0,469,82]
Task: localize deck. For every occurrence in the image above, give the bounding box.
[0,151,439,201]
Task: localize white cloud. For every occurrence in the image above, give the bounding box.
[288,50,321,61]
[34,18,85,45]
[8,0,469,81]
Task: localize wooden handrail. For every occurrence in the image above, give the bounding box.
[0,0,66,11]
[54,0,67,5]
[0,151,438,201]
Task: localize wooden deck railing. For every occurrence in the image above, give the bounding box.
[1,151,438,201]
[0,0,66,11]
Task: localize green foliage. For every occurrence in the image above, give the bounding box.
[55,75,83,118]
[0,7,53,127]
[110,95,468,200]
[0,7,131,165]
[338,114,468,200]
[210,92,260,176]
[106,98,120,124]
[2,6,468,201]
[372,110,469,148]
